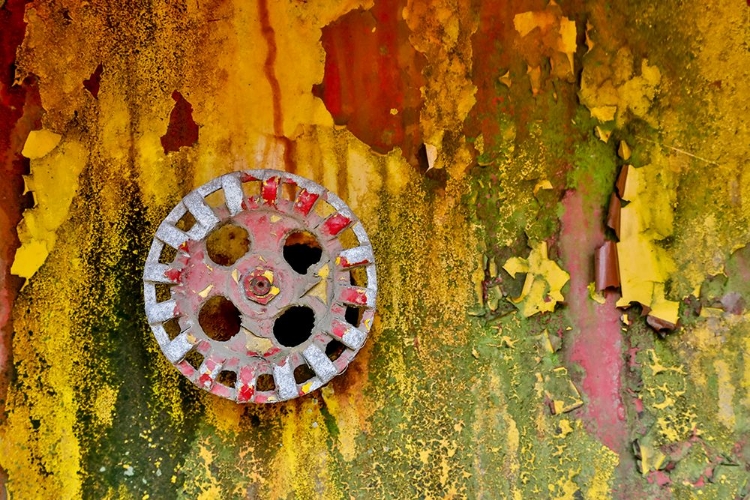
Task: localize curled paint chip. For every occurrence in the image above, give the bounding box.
[595,241,620,291]
[142,169,377,403]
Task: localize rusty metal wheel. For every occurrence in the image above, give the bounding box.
[142,170,377,403]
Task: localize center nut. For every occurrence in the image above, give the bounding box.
[242,267,279,304]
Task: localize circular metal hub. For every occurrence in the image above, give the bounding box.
[142,170,377,403]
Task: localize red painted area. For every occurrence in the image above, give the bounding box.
[211,384,231,398]
[313,0,426,166]
[164,268,182,283]
[331,320,348,339]
[176,360,196,378]
[262,176,279,205]
[465,1,580,162]
[237,384,254,403]
[83,63,103,99]
[465,1,522,154]
[560,189,628,453]
[294,189,318,216]
[198,372,212,387]
[339,255,368,268]
[0,0,40,421]
[341,287,368,306]
[649,471,671,486]
[321,213,351,237]
[263,347,280,358]
[160,90,199,154]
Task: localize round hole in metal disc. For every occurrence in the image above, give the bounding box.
[206,223,250,266]
[273,305,315,347]
[283,230,322,274]
[198,296,242,342]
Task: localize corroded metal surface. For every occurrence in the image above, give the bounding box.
[1,0,750,498]
[143,170,377,402]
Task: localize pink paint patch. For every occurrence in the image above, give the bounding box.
[649,471,671,486]
[560,188,627,453]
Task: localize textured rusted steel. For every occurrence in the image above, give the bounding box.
[143,170,377,403]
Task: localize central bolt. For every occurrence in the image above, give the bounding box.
[241,268,279,305]
[250,276,271,296]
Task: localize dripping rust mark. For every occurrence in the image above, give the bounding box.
[83,63,103,99]
[313,0,426,169]
[160,90,199,154]
[257,0,296,174]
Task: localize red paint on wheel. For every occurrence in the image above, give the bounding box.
[331,320,348,339]
[341,287,367,306]
[164,268,182,283]
[294,189,318,216]
[322,213,351,236]
[237,384,255,403]
[262,177,280,205]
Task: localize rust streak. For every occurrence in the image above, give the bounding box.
[257,0,296,174]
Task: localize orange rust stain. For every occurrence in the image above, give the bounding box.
[257,0,297,174]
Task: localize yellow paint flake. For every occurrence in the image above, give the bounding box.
[513,10,556,38]
[587,282,606,304]
[585,446,620,500]
[503,242,570,317]
[539,329,554,354]
[11,138,88,279]
[556,419,573,438]
[548,468,581,500]
[513,2,577,78]
[594,125,612,143]
[580,44,662,127]
[615,156,679,324]
[618,140,631,160]
[499,70,512,88]
[533,179,552,195]
[544,367,583,415]
[301,274,326,303]
[244,329,274,354]
[21,129,62,159]
[638,442,666,475]
[589,106,617,122]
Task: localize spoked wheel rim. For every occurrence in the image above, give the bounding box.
[143,170,377,403]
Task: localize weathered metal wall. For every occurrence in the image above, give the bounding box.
[0,0,749,498]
